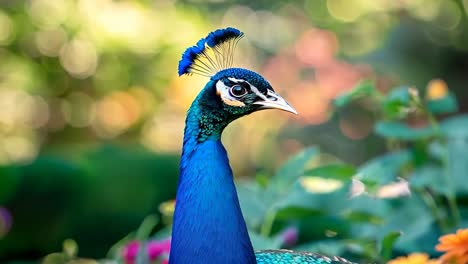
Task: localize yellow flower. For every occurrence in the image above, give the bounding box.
[387,253,439,264]
[436,229,468,264]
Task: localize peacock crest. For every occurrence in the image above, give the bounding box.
[178,27,244,77]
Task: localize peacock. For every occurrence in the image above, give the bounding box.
[169,27,356,264]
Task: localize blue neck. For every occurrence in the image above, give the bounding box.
[169,93,256,264]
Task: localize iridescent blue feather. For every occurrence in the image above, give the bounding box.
[255,250,356,264]
[178,27,244,77]
[205,27,243,47]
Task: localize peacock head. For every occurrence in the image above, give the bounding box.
[178,28,297,124]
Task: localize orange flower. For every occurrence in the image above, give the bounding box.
[426,79,448,100]
[436,229,468,264]
[387,253,440,264]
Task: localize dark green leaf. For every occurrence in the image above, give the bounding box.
[341,211,384,225]
[0,166,21,203]
[304,164,356,181]
[380,231,402,262]
[275,206,322,220]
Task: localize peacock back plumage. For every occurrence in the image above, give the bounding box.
[256,250,356,264]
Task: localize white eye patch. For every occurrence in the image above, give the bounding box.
[215,80,246,107]
[228,78,268,101]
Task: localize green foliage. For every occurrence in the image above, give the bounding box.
[333,81,376,108]
[225,82,468,263]
[374,121,438,140]
[304,164,356,181]
[0,145,178,259]
[380,231,402,262]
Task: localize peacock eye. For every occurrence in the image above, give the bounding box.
[229,85,248,97]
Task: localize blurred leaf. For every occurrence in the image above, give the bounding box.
[273,182,349,215]
[106,232,134,259]
[426,92,458,114]
[0,166,21,203]
[238,182,272,228]
[356,150,411,186]
[249,232,282,250]
[255,173,270,188]
[441,115,468,194]
[410,165,449,195]
[135,215,159,240]
[275,206,322,220]
[333,81,375,108]
[304,164,356,181]
[428,141,447,160]
[380,231,401,262]
[341,211,384,225]
[151,226,172,240]
[441,114,468,138]
[272,147,320,187]
[374,121,437,140]
[386,196,435,254]
[382,87,412,119]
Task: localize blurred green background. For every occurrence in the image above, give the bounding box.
[1,0,468,263]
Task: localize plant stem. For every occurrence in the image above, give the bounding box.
[422,105,461,227]
[419,189,449,233]
[442,151,461,227]
[261,210,277,237]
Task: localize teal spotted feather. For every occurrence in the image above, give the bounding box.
[256,250,356,264]
[169,28,358,264]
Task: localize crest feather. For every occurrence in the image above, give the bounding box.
[178,27,244,77]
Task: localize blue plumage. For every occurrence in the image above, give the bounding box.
[170,127,256,263]
[205,27,243,47]
[212,68,271,93]
[177,44,203,76]
[170,28,356,264]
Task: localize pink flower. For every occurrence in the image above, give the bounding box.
[122,241,140,264]
[281,227,299,247]
[147,238,171,261]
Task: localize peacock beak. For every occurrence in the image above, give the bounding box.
[253,90,298,115]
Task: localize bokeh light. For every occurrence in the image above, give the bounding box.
[0,11,14,45]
